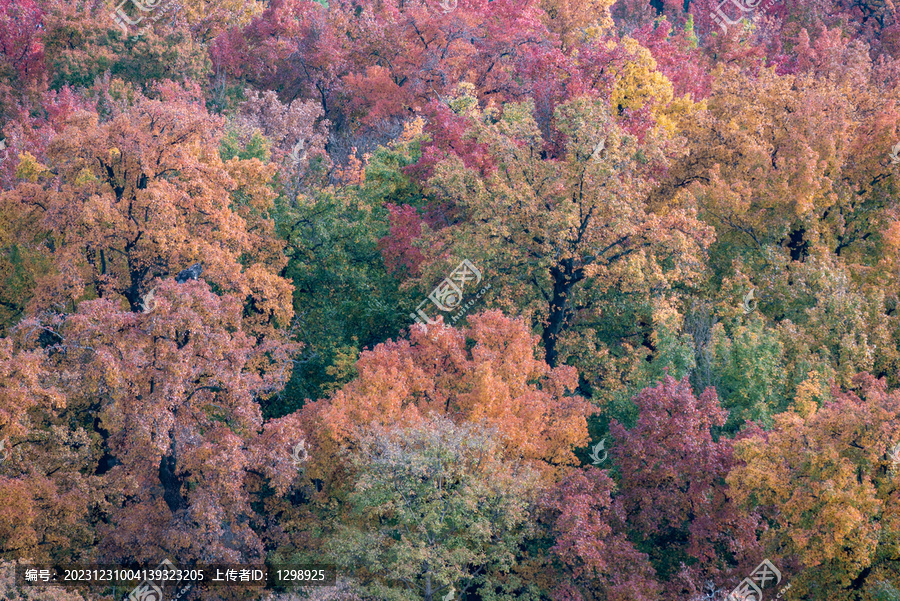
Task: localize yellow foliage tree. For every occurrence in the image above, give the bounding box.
[539,0,615,50]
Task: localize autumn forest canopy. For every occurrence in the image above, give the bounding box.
[2,0,900,600]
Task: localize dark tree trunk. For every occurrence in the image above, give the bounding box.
[542,258,583,368]
[159,439,187,513]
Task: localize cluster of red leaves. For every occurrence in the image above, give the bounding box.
[377,203,428,276]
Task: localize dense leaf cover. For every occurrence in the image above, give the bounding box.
[0,1,899,600]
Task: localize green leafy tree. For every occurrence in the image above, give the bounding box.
[271,184,404,412]
[329,416,542,601]
[422,95,711,387]
[709,318,788,432]
[271,119,433,410]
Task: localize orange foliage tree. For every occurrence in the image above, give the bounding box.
[294,310,593,598]
[0,92,293,338]
[304,310,593,480]
[728,374,900,600]
[0,91,306,569]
